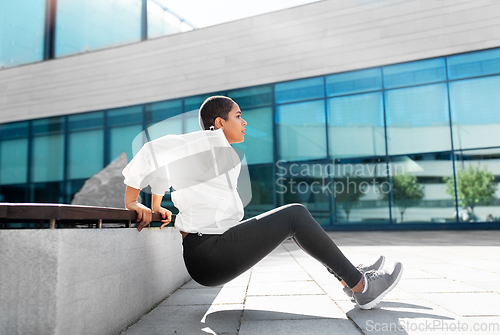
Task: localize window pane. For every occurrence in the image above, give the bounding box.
[447,48,500,80]
[145,100,182,123]
[146,118,183,140]
[31,181,64,203]
[0,184,26,203]
[147,1,193,39]
[68,112,104,131]
[184,93,226,112]
[184,114,202,133]
[32,117,64,135]
[245,164,275,216]
[109,124,143,162]
[383,58,446,89]
[453,148,500,222]
[227,85,273,109]
[0,121,29,139]
[275,160,331,225]
[0,0,45,68]
[276,100,326,161]
[68,130,104,179]
[55,0,141,57]
[326,68,382,97]
[449,75,500,150]
[233,107,273,165]
[327,92,385,158]
[332,158,390,224]
[0,138,28,184]
[32,134,65,182]
[388,153,456,223]
[275,77,324,104]
[107,106,142,127]
[66,179,86,204]
[385,83,451,155]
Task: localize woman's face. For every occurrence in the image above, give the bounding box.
[217,103,247,144]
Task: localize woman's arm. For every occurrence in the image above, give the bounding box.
[152,193,164,211]
[152,193,173,229]
[125,186,153,231]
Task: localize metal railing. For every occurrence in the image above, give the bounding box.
[0,203,176,229]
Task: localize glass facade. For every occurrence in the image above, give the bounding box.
[55,0,142,57]
[0,0,46,68]
[0,0,194,68]
[147,0,193,39]
[1,47,500,228]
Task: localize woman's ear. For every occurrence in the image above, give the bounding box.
[215,117,224,129]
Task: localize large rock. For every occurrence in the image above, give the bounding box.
[72,152,141,208]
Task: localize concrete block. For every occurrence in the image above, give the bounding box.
[0,230,59,335]
[0,228,190,335]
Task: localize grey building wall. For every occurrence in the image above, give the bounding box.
[1,0,500,124]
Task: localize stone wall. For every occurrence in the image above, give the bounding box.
[0,227,190,335]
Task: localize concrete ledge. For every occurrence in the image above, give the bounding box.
[0,228,190,335]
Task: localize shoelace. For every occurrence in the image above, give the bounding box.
[364,269,382,282]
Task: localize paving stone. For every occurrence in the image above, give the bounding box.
[162,286,246,306]
[239,319,363,335]
[401,268,445,279]
[462,281,500,293]
[319,284,356,301]
[251,262,304,273]
[398,278,489,293]
[249,270,312,282]
[243,295,347,320]
[181,280,211,289]
[337,299,468,334]
[161,287,222,306]
[416,292,500,317]
[247,280,323,296]
[123,304,242,335]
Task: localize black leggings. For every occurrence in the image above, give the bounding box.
[182,203,362,288]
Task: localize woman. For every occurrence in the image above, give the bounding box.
[122,96,403,310]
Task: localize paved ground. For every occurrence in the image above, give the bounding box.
[122,231,500,335]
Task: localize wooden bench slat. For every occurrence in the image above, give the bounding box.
[0,203,175,225]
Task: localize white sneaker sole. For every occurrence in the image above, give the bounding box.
[358,263,403,310]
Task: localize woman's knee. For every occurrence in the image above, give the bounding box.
[283,203,309,216]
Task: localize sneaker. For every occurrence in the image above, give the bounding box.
[353,262,403,310]
[358,255,385,273]
[343,255,386,300]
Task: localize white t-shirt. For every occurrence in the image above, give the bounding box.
[122,128,248,234]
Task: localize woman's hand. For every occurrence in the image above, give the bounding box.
[126,200,153,232]
[153,206,173,229]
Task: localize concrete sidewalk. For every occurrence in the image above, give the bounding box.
[121,231,500,335]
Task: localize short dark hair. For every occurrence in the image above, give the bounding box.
[199,96,235,130]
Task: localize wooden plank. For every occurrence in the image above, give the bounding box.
[0,205,7,218]
[0,203,176,227]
